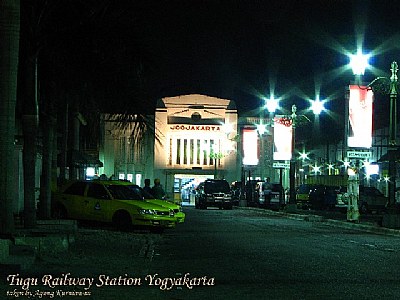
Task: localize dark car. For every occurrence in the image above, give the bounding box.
[195,179,233,209]
[309,185,340,210]
[336,186,387,213]
[359,186,388,213]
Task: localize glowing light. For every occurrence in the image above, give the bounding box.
[349,49,370,75]
[299,152,309,160]
[243,129,259,165]
[328,164,334,170]
[383,176,390,182]
[310,98,325,115]
[343,161,351,168]
[311,164,321,174]
[127,173,133,182]
[348,168,356,176]
[86,167,95,177]
[256,123,266,135]
[265,95,279,113]
[347,85,373,148]
[365,163,379,176]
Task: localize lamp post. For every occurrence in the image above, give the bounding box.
[267,101,312,212]
[288,105,298,210]
[367,61,398,209]
[350,56,398,208]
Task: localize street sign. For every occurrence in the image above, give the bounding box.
[347,150,372,159]
[273,162,290,169]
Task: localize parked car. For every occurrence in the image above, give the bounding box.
[195,179,233,209]
[308,185,340,210]
[52,180,176,231]
[335,186,387,213]
[123,183,186,224]
[295,184,316,209]
[359,186,388,213]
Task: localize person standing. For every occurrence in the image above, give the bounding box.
[143,178,153,196]
[262,177,272,208]
[151,178,166,199]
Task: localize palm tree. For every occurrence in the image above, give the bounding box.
[0,0,20,235]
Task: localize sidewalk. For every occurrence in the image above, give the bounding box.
[236,206,400,237]
[0,219,77,274]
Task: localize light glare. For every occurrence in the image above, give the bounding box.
[265,96,279,113]
[349,50,370,75]
[310,99,325,115]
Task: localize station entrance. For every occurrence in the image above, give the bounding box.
[173,174,213,206]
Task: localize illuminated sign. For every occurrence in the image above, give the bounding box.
[347,85,373,148]
[242,128,258,165]
[347,150,372,159]
[169,125,221,131]
[273,162,290,169]
[273,116,292,161]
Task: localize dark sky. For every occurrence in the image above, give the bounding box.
[46,0,400,141]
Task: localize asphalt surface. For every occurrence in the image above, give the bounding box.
[253,206,400,237]
[1,206,399,300]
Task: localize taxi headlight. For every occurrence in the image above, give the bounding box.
[138,209,155,215]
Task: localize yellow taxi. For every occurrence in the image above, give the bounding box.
[295,184,315,209]
[116,181,186,224]
[52,180,176,231]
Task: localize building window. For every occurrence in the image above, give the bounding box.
[168,137,225,167]
[184,139,188,164]
[169,138,172,165]
[197,140,201,165]
[176,139,181,165]
[190,139,194,165]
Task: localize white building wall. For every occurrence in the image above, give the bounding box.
[154,94,239,195]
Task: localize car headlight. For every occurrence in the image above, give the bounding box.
[138,209,155,215]
[169,209,175,217]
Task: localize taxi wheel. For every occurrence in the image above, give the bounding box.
[112,210,132,231]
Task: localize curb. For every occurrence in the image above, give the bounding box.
[235,206,400,237]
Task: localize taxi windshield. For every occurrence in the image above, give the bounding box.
[106,184,144,200]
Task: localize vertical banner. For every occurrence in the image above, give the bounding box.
[347,85,373,148]
[242,128,258,165]
[273,116,292,161]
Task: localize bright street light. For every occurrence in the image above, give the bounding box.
[349,49,370,75]
[265,95,279,113]
[310,98,325,115]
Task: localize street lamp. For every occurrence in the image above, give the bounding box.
[349,54,399,209]
[288,105,298,211]
[265,95,279,114]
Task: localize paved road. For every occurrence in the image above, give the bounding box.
[2,207,400,300]
[145,207,400,299]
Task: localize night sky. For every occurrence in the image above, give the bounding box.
[42,0,400,142]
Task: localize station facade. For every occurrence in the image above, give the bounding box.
[153,94,239,203]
